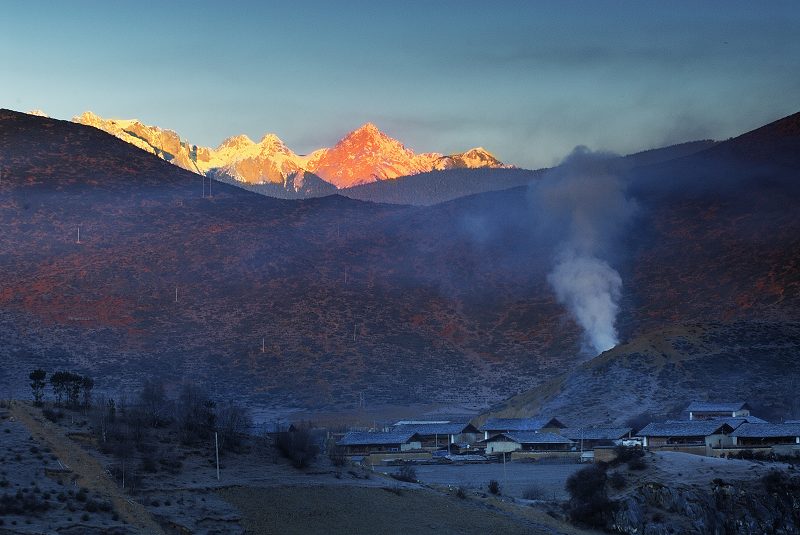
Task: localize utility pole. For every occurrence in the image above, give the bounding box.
[502,451,507,492]
[215,432,220,480]
[262,337,265,353]
[175,286,178,303]
[77,226,81,244]
[353,323,357,341]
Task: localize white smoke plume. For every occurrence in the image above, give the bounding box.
[531,146,636,354]
[548,251,621,353]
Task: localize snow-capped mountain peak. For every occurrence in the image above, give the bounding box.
[70,112,509,192]
[217,134,255,151]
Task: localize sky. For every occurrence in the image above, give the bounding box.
[1,0,799,169]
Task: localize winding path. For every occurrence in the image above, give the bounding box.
[10,401,166,534]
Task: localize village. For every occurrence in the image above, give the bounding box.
[3,377,800,534]
[333,401,800,469]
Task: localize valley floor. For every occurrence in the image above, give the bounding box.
[3,400,795,534]
[0,401,587,535]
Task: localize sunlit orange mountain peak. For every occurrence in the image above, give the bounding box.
[304,122,438,188]
[72,112,508,194]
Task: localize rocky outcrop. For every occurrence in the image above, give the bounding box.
[612,475,800,534]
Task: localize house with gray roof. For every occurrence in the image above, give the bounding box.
[337,431,422,456]
[637,421,736,450]
[480,417,565,440]
[562,427,633,449]
[687,401,751,420]
[713,416,768,428]
[665,415,767,430]
[482,431,574,454]
[391,422,480,449]
[730,423,800,448]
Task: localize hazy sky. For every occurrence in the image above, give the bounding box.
[2,1,799,168]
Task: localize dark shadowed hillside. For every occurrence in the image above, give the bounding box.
[1,109,799,415]
[338,167,544,206]
[486,112,800,425]
[484,321,800,426]
[211,168,338,199]
[323,141,717,207]
[0,110,579,409]
[621,139,717,167]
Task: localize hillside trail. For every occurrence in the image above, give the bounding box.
[10,401,166,534]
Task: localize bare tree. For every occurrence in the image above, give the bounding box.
[216,402,251,453]
[175,383,216,444]
[81,376,94,409]
[90,395,115,445]
[277,424,319,469]
[138,380,169,427]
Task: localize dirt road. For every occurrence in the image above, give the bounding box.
[10,401,166,534]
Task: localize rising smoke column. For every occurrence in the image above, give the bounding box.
[531,146,636,354]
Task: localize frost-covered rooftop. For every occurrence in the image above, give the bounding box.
[481,417,565,432]
[730,423,800,438]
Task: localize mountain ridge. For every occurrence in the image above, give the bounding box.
[72,111,508,193]
[2,108,800,414]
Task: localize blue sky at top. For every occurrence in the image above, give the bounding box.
[1,0,798,168]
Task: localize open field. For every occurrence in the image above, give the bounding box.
[219,485,562,535]
[377,462,583,501]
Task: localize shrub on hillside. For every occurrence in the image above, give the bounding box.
[488,479,500,495]
[565,464,616,529]
[276,429,319,469]
[328,445,348,467]
[392,464,417,483]
[140,455,158,473]
[609,471,627,490]
[523,485,545,500]
[612,445,644,465]
[628,457,647,471]
[762,470,788,493]
[42,408,63,422]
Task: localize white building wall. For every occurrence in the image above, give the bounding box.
[485,441,521,454]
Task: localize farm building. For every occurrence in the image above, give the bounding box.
[337,431,422,456]
[730,423,800,448]
[482,432,574,454]
[480,417,566,440]
[637,421,736,450]
[391,422,480,449]
[711,416,768,428]
[562,427,633,449]
[686,401,751,420]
